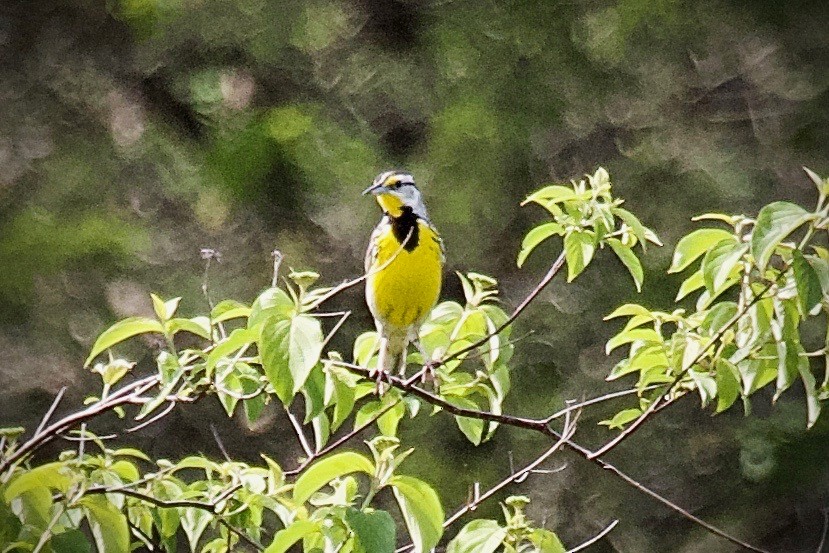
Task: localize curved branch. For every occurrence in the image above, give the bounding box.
[330,360,771,553]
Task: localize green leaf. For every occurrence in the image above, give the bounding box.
[85,317,165,366]
[249,287,295,328]
[669,229,735,273]
[345,508,396,553]
[605,328,662,355]
[600,408,642,429]
[604,303,652,320]
[612,207,647,246]
[446,519,506,553]
[4,462,72,501]
[521,185,577,207]
[715,359,741,413]
[181,506,211,552]
[798,356,821,428]
[206,326,257,376]
[676,270,705,301]
[793,250,823,315]
[530,528,567,553]
[751,201,815,272]
[211,299,251,323]
[165,317,211,339]
[701,241,747,295]
[293,452,375,504]
[0,499,22,544]
[803,166,829,195]
[81,495,130,553]
[51,529,92,553]
[260,316,323,405]
[265,520,321,553]
[448,395,485,445]
[607,238,644,292]
[390,475,444,553]
[517,222,564,267]
[563,231,595,281]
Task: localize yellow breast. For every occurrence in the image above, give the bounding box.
[367,221,443,330]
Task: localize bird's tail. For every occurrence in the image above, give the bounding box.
[378,332,409,376]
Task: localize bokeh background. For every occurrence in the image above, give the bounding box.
[2,0,829,550]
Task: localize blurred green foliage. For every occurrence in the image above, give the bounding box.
[1,0,828,549]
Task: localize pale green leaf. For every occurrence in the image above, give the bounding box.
[165,317,211,340]
[390,475,444,553]
[607,238,644,292]
[521,185,577,207]
[599,408,642,429]
[564,231,595,281]
[517,222,564,267]
[85,317,165,366]
[265,520,320,553]
[669,229,735,273]
[798,356,821,428]
[81,495,130,553]
[604,303,652,320]
[676,270,705,301]
[4,462,72,501]
[751,201,815,272]
[701,241,747,295]
[530,528,566,553]
[446,519,506,553]
[293,452,375,504]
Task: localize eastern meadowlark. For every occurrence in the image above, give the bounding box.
[363,170,444,383]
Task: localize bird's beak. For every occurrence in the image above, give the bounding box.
[362,183,383,196]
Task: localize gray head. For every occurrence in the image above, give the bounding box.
[362,170,429,220]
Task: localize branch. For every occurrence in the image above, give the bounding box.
[84,483,264,551]
[285,406,314,459]
[395,408,578,553]
[405,250,567,385]
[588,284,773,459]
[284,400,400,477]
[566,520,619,553]
[0,375,160,475]
[331,360,772,553]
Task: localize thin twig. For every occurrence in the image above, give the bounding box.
[434,250,567,370]
[219,519,265,552]
[284,400,401,477]
[126,401,176,433]
[544,386,659,423]
[201,248,225,341]
[331,359,771,553]
[589,285,773,459]
[566,520,619,553]
[320,311,351,351]
[396,411,578,552]
[817,508,829,553]
[35,387,67,436]
[0,375,160,475]
[304,227,414,311]
[403,250,566,386]
[285,407,315,459]
[211,424,232,463]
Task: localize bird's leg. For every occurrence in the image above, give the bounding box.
[413,339,439,387]
[371,336,389,395]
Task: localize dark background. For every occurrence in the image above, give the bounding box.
[1,0,828,550]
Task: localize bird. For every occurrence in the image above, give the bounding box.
[363,170,444,388]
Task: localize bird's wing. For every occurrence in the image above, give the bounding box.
[425,220,446,265]
[364,217,389,274]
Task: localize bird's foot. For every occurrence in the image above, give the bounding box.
[369,367,388,395]
[420,360,440,388]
